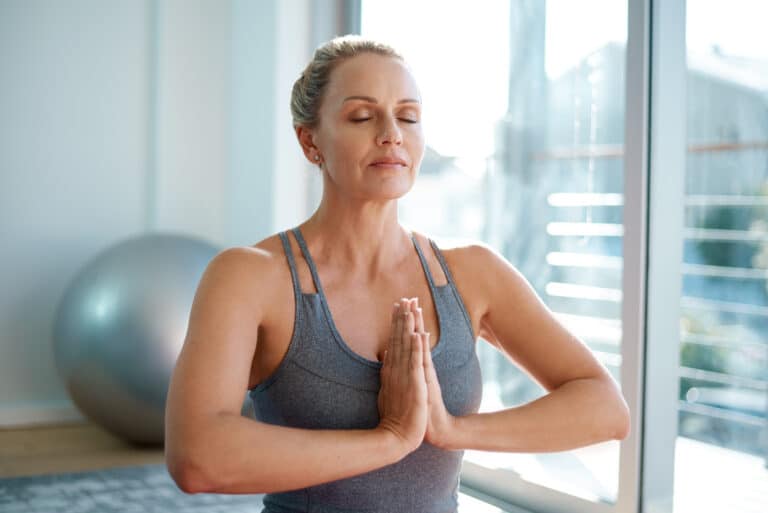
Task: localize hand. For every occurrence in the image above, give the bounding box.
[376,298,428,456]
[407,299,457,450]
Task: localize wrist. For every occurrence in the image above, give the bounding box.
[374,425,414,463]
[431,413,461,450]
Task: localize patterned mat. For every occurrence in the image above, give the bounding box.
[0,464,513,512]
[0,464,264,513]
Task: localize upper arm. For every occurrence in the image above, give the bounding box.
[165,247,270,440]
[470,244,609,392]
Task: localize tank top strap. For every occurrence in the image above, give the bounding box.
[291,227,326,296]
[429,238,475,337]
[278,231,302,298]
[410,233,437,289]
[428,238,457,286]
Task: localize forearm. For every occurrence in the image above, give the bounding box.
[443,377,630,452]
[166,413,404,494]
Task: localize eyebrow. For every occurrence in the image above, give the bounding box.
[342,95,420,105]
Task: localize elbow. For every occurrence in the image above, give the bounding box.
[610,395,631,441]
[165,448,216,494]
[592,377,631,441]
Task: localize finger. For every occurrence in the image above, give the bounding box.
[415,306,425,334]
[392,303,404,364]
[400,316,413,373]
[410,334,426,404]
[388,302,399,345]
[423,333,438,384]
[380,348,390,388]
[382,347,390,372]
[408,297,423,333]
[410,333,423,373]
[402,310,414,340]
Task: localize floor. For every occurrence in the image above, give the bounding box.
[0,422,164,479]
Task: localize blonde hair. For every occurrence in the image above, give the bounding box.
[290,35,403,128]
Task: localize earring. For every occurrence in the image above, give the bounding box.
[313,155,320,161]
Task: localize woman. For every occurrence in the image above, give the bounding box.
[165,35,630,513]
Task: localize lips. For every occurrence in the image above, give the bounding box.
[370,157,407,167]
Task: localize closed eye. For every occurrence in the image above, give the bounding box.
[350,117,418,124]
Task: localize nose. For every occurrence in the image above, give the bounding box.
[375,117,403,146]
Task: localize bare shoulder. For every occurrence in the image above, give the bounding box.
[442,239,536,302]
[415,234,535,328]
[211,234,285,278]
[212,233,284,270]
[193,234,288,316]
[424,235,515,283]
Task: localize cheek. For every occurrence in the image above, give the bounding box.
[327,130,368,162]
[408,130,426,163]
[322,136,365,183]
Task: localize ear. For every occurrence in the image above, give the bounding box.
[295,125,321,165]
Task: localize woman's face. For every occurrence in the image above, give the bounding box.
[310,53,425,201]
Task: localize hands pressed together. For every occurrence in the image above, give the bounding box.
[376,298,457,455]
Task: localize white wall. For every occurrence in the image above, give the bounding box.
[0,0,313,427]
[154,0,232,241]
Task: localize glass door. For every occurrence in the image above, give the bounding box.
[673,2,768,512]
[361,1,633,511]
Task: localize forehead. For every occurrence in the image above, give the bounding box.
[323,53,421,108]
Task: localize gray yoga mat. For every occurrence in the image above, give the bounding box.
[0,463,513,512]
[0,464,264,513]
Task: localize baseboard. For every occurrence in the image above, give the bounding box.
[0,400,85,428]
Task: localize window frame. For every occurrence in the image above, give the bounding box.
[639,1,687,512]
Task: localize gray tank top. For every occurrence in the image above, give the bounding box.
[249,228,483,513]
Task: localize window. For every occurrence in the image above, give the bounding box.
[358,1,767,512]
[361,1,632,511]
[673,1,768,512]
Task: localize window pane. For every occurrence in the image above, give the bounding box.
[362,0,627,505]
[674,1,768,512]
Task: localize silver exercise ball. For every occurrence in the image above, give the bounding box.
[53,233,220,445]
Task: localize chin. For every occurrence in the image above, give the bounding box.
[369,182,413,201]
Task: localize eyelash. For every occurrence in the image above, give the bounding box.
[350,118,419,124]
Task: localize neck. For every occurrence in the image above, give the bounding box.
[299,194,412,278]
